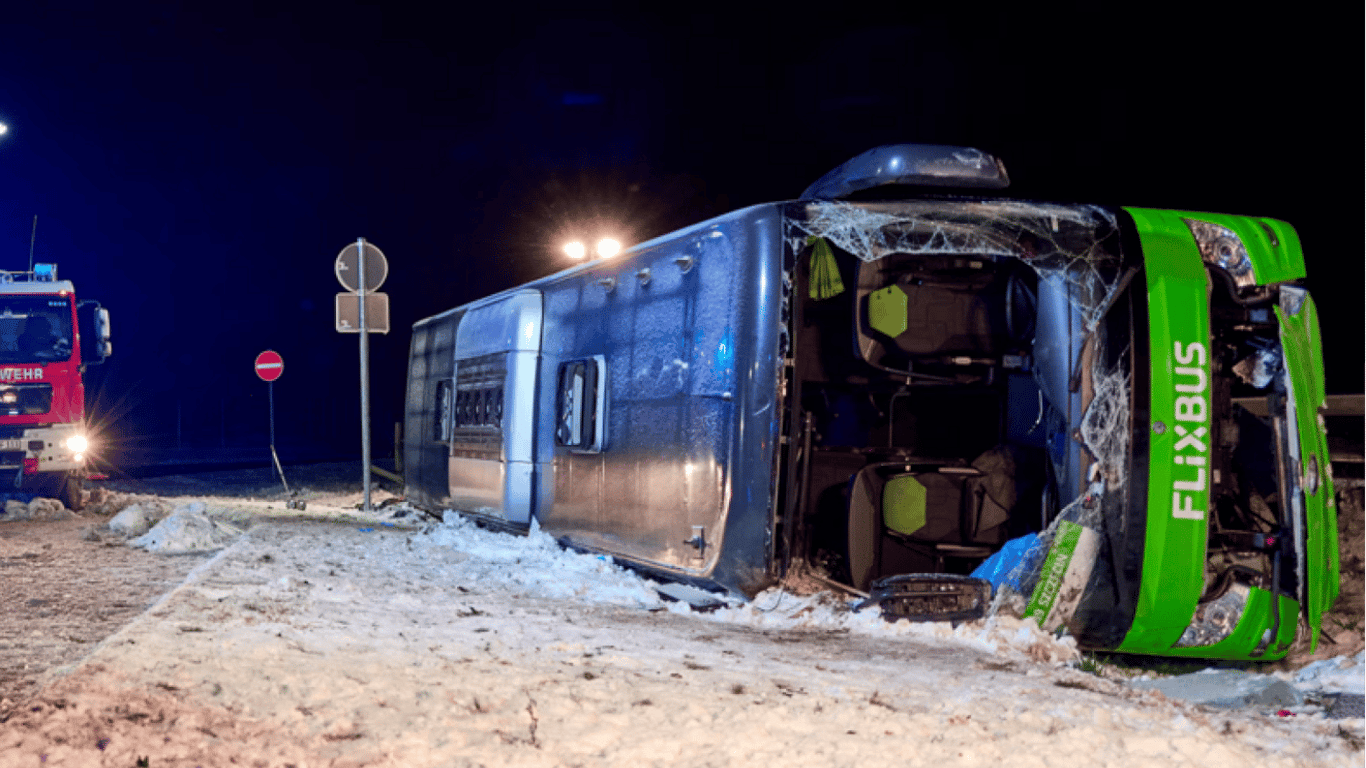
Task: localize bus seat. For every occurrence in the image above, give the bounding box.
[845,448,1017,591]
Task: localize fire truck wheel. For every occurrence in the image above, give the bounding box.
[61,474,84,512]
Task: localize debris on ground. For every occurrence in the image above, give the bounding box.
[0,497,73,521]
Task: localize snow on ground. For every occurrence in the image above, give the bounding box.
[422,511,1084,666]
[2,495,1362,767]
[1294,653,1366,697]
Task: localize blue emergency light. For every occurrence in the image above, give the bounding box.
[33,263,56,281]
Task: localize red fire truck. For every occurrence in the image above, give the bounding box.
[0,264,110,509]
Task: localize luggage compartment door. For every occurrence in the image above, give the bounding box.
[448,290,542,524]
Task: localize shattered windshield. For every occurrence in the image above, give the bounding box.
[786,200,1125,292]
[0,297,74,363]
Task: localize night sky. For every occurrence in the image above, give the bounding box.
[1,5,1358,469]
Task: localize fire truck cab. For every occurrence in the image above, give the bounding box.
[0,264,109,509]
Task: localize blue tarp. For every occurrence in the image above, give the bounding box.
[970,533,1042,593]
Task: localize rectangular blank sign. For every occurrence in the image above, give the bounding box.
[335,292,390,333]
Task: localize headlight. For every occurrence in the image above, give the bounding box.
[1185,219,1256,288]
[65,435,88,453]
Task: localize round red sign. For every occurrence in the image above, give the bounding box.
[254,350,284,382]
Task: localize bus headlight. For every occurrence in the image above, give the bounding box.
[1185,219,1256,288]
[65,435,88,453]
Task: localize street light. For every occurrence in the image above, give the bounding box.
[563,237,623,261]
[595,238,621,258]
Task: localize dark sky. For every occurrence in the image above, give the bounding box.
[0,5,1358,466]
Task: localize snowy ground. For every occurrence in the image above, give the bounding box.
[0,471,1362,766]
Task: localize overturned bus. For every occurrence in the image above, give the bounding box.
[404,145,1338,661]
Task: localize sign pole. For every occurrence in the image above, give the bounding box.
[254,350,289,494]
[358,237,372,514]
[268,380,291,494]
[333,238,388,514]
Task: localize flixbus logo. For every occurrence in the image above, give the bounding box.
[0,368,43,381]
[1171,341,1209,521]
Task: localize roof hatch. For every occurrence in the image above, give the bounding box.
[800,144,1010,201]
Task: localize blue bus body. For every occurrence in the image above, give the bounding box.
[406,205,786,592]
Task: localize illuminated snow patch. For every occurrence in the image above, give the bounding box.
[412,512,668,609]
[414,511,1079,664]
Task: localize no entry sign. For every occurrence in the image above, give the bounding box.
[255,350,284,382]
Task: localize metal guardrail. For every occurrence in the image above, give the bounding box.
[1231,393,1364,418]
[1229,394,1364,466]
